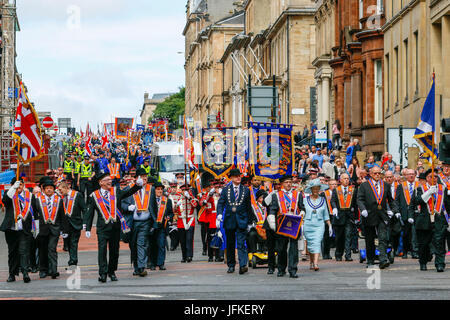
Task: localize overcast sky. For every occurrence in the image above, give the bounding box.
[16,0,186,131]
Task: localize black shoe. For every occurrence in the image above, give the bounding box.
[267,268,275,275]
[352,249,359,254]
[412,253,419,259]
[239,266,248,275]
[30,267,38,274]
[366,261,375,268]
[133,270,139,276]
[51,273,59,279]
[98,274,107,283]
[215,257,224,262]
[139,269,148,277]
[420,264,427,271]
[7,275,15,282]
[63,246,69,252]
[379,261,390,269]
[23,274,31,283]
[181,259,186,263]
[158,265,166,271]
[39,272,47,279]
[345,257,353,262]
[202,250,207,256]
[208,258,213,262]
[277,271,286,277]
[322,255,332,260]
[335,257,342,261]
[227,267,235,273]
[186,257,192,263]
[428,254,433,262]
[149,265,156,271]
[289,273,298,278]
[27,267,32,273]
[108,273,118,281]
[436,266,444,273]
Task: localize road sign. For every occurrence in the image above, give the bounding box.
[54,125,59,132]
[315,130,327,144]
[42,117,54,129]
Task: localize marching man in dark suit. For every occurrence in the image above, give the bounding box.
[217,169,252,275]
[357,165,398,269]
[33,178,70,279]
[267,175,305,278]
[84,172,143,283]
[408,169,450,272]
[0,178,36,283]
[331,173,357,262]
[58,181,86,267]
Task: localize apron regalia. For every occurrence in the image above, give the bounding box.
[93,188,130,233]
[401,181,419,205]
[422,184,445,223]
[336,186,354,209]
[133,184,152,212]
[276,190,303,239]
[38,194,61,225]
[63,190,77,217]
[13,189,37,233]
[368,178,384,210]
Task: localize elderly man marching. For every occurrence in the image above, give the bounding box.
[331,173,357,262]
[267,175,305,278]
[408,169,450,272]
[84,172,143,283]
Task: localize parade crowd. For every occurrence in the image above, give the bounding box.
[1,130,450,284]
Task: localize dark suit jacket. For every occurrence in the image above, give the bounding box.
[357,180,398,227]
[0,191,35,235]
[268,190,305,235]
[32,194,69,237]
[408,186,450,231]
[217,184,251,230]
[63,191,86,231]
[150,196,174,229]
[394,183,416,222]
[330,187,357,226]
[85,185,141,234]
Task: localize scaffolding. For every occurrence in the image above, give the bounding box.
[0,0,18,173]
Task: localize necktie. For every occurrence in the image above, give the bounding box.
[234,186,239,201]
[64,196,68,209]
[409,183,413,196]
[377,182,380,195]
[157,197,161,208]
[47,197,52,212]
[104,191,109,201]
[344,187,347,196]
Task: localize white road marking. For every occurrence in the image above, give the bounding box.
[128,294,163,298]
[0,290,16,293]
[59,291,98,294]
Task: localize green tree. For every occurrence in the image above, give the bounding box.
[149,87,185,128]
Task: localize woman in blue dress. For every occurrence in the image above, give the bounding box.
[302,179,333,271]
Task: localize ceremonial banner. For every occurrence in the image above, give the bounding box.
[115,118,134,139]
[202,127,234,179]
[235,128,249,177]
[276,214,303,239]
[128,129,141,145]
[104,123,115,137]
[136,124,145,133]
[249,122,294,181]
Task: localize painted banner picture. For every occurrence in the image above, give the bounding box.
[249,122,294,181]
[234,128,249,177]
[104,123,115,137]
[115,118,134,138]
[202,128,234,179]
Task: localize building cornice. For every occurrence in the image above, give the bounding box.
[382,0,420,32]
[266,8,315,40]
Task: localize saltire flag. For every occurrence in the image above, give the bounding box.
[12,83,44,164]
[413,74,438,166]
[249,122,294,181]
[85,136,92,156]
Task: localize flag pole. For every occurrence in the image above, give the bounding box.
[16,138,20,180]
[431,72,436,217]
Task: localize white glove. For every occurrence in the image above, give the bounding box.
[184,224,190,231]
[184,191,190,199]
[395,213,401,219]
[85,231,91,239]
[361,210,368,218]
[209,188,215,195]
[13,181,21,189]
[267,215,276,231]
[332,208,338,218]
[82,224,86,231]
[177,200,183,207]
[136,176,144,187]
[216,214,223,222]
[387,211,394,218]
[448,190,450,196]
[447,226,450,233]
[61,233,69,239]
[328,225,333,237]
[217,230,223,239]
[422,185,437,203]
[408,218,414,224]
[7,182,21,199]
[128,205,136,212]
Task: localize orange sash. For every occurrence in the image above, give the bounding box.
[401,181,419,205]
[422,184,444,214]
[277,190,299,216]
[93,188,117,222]
[156,196,168,223]
[63,190,77,216]
[336,186,354,209]
[13,189,32,223]
[250,186,264,223]
[39,194,60,224]
[439,173,450,190]
[133,184,151,211]
[324,189,333,214]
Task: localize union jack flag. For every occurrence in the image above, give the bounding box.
[12,83,44,164]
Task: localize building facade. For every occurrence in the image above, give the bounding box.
[383,0,449,146]
[140,93,174,125]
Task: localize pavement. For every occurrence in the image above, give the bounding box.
[1,209,450,300]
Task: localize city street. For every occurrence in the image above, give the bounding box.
[1,212,449,301]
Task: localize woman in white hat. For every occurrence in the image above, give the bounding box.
[303,178,333,271]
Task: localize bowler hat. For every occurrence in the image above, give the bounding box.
[135,168,148,177]
[154,182,165,189]
[256,189,268,200]
[279,175,293,183]
[96,171,110,182]
[41,179,56,189]
[228,169,241,177]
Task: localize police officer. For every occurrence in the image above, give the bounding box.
[140,158,151,177]
[408,169,450,272]
[63,154,75,186]
[73,156,83,191]
[78,156,95,200]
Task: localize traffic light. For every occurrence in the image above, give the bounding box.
[439,118,450,163]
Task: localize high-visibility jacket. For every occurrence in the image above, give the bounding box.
[74,161,82,175]
[141,165,151,176]
[64,160,74,174]
[108,163,120,179]
[80,163,93,178]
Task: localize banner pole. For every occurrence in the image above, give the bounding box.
[16,138,20,180]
